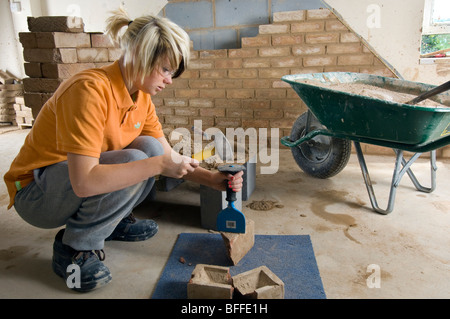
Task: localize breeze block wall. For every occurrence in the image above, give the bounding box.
[19,10,450,158]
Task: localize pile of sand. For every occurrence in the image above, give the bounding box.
[297,80,448,108]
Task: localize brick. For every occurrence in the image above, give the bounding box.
[175,108,197,116]
[189,98,213,108]
[200,50,227,59]
[36,32,91,48]
[256,89,286,99]
[187,60,214,69]
[90,33,115,47]
[221,219,255,265]
[24,63,42,78]
[305,32,339,44]
[23,48,78,63]
[242,58,270,68]
[340,32,360,43]
[77,48,109,63]
[259,24,289,34]
[187,264,233,299]
[216,79,242,89]
[291,21,324,33]
[273,10,305,22]
[259,68,289,79]
[228,48,257,58]
[326,43,361,54]
[232,266,284,299]
[226,89,254,99]
[200,89,225,98]
[292,44,325,56]
[338,54,373,65]
[226,109,253,118]
[199,108,225,117]
[164,115,189,125]
[19,32,37,48]
[215,59,242,69]
[41,63,95,79]
[23,78,63,93]
[27,16,84,33]
[326,20,348,31]
[306,8,335,20]
[243,79,270,89]
[255,109,283,119]
[270,56,300,68]
[228,69,257,79]
[189,80,215,89]
[241,36,271,47]
[215,117,241,127]
[242,119,269,128]
[200,70,227,79]
[164,98,187,108]
[259,47,290,57]
[272,35,303,46]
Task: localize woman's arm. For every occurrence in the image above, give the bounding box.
[67,137,198,198]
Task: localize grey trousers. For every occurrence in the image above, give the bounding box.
[14,136,164,251]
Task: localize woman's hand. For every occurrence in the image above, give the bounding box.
[209,170,244,192]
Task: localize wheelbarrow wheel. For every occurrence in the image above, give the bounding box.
[290,112,351,179]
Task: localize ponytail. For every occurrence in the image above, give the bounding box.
[104,8,190,88]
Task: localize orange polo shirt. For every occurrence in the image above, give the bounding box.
[4,60,164,209]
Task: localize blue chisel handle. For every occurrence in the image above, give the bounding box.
[218,164,246,202]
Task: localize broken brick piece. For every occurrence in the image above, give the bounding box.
[232,266,284,299]
[221,219,255,265]
[187,264,233,299]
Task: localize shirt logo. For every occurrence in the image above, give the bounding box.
[134,122,141,129]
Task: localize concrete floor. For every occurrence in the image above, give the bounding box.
[0,126,449,299]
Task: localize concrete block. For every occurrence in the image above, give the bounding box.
[232,266,284,299]
[242,155,256,201]
[215,0,268,27]
[187,264,233,299]
[27,16,84,33]
[165,1,213,29]
[221,219,255,265]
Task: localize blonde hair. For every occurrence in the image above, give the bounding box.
[105,8,190,88]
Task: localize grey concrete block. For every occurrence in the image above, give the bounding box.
[165,1,213,29]
[215,0,269,27]
[242,155,256,201]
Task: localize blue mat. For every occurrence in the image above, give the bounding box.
[152,233,326,299]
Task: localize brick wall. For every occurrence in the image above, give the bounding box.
[19,10,450,158]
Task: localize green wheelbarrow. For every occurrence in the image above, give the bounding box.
[281,72,450,215]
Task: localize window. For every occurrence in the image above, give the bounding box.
[421,0,450,57]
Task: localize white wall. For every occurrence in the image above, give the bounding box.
[0,0,26,78]
[324,0,448,85]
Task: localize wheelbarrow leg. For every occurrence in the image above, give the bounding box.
[354,143,438,215]
[397,150,437,193]
[354,142,400,214]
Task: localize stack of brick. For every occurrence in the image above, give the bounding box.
[14,95,33,128]
[20,16,121,120]
[0,70,23,126]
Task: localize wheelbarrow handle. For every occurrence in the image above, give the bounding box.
[406,80,450,105]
